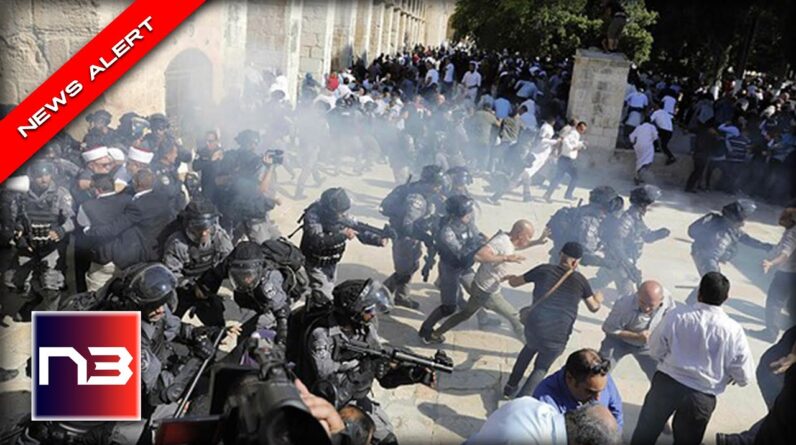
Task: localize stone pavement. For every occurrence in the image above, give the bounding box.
[0,156,785,444]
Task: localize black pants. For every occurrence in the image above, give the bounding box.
[544,157,578,199]
[505,324,566,397]
[685,156,708,192]
[658,128,675,160]
[765,272,796,338]
[631,371,717,445]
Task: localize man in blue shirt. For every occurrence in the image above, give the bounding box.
[533,348,624,430]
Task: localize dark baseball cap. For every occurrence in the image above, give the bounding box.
[561,242,583,260]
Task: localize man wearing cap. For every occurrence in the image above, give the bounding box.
[114,146,154,193]
[502,242,604,398]
[6,160,74,320]
[77,173,132,292]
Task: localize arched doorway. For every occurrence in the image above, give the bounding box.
[165,48,213,146]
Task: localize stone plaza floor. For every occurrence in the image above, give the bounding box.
[0,156,785,444]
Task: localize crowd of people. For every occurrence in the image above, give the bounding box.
[0,41,794,445]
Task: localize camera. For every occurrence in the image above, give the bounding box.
[265,149,285,165]
[155,340,331,445]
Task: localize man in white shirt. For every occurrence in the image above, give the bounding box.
[466,398,620,445]
[442,59,455,96]
[461,61,482,102]
[629,120,659,184]
[631,272,755,445]
[427,220,548,343]
[544,121,588,201]
[650,102,677,164]
[422,60,439,98]
[624,87,649,143]
[661,93,677,115]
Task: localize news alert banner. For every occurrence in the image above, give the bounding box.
[0,0,206,183]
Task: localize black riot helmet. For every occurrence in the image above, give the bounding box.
[125,263,178,314]
[320,187,352,215]
[181,198,219,244]
[235,129,261,150]
[630,185,662,208]
[86,109,112,125]
[446,166,473,187]
[589,186,619,209]
[148,113,170,131]
[722,199,757,223]
[332,279,392,323]
[445,194,475,218]
[228,241,266,293]
[420,165,445,186]
[607,195,625,214]
[26,159,55,179]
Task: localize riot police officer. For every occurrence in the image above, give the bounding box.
[382,165,446,309]
[688,199,773,276]
[593,185,670,295]
[216,241,290,344]
[418,195,493,343]
[299,188,388,308]
[111,263,226,444]
[163,199,233,327]
[546,185,620,266]
[300,279,435,444]
[5,160,74,320]
[444,166,473,197]
[22,264,224,445]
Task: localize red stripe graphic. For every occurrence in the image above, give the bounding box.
[0,0,206,183]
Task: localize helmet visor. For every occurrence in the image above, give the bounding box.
[229,261,264,292]
[185,215,218,243]
[358,281,393,315]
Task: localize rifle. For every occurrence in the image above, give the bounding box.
[340,339,454,374]
[421,241,437,282]
[340,219,397,241]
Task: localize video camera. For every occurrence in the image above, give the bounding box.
[155,343,331,445]
[265,149,285,165]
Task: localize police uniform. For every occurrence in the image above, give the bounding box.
[163,228,233,326]
[383,182,444,307]
[418,216,486,338]
[152,161,187,214]
[5,182,74,316]
[232,268,290,343]
[689,212,772,276]
[594,205,669,295]
[300,201,382,307]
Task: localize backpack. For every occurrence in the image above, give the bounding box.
[260,237,307,302]
[548,206,579,244]
[379,182,414,218]
[285,304,335,387]
[688,213,721,241]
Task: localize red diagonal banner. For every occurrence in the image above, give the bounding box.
[0,0,206,183]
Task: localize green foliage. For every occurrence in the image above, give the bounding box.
[450,0,657,64]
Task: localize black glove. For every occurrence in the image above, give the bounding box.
[192,325,223,341]
[160,357,202,403]
[409,366,435,386]
[190,326,222,360]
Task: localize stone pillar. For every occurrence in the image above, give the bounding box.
[566,49,631,151]
[299,0,336,82]
[284,0,304,103]
[383,6,395,54]
[354,0,373,62]
[397,11,406,52]
[370,0,385,58]
[331,0,357,71]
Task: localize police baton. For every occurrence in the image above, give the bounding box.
[174,328,227,418]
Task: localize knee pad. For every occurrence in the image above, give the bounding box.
[440,304,457,317]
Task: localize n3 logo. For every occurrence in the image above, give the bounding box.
[38,347,133,385]
[32,311,141,421]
